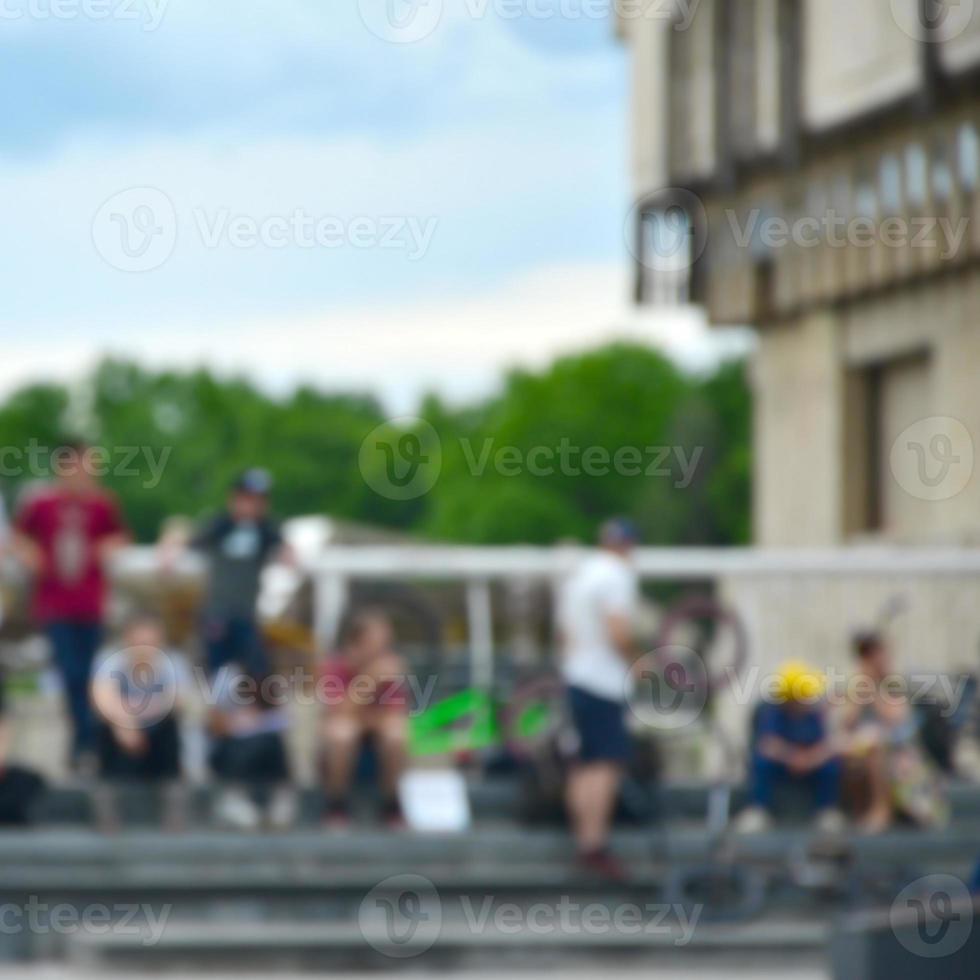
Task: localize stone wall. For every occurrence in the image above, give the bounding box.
[713,568,980,763]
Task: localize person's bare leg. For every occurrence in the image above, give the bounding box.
[859,746,892,833]
[370,711,409,800]
[566,762,621,853]
[322,713,363,804]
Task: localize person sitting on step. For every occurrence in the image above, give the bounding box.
[90,612,187,832]
[208,663,296,831]
[736,661,844,835]
[319,609,410,829]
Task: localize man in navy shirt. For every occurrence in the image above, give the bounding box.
[737,661,843,833]
[191,469,292,676]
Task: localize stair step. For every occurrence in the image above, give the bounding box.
[66,915,831,968]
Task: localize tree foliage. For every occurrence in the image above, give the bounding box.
[0,344,751,546]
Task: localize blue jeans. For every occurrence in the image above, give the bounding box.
[750,752,842,813]
[202,615,268,677]
[46,621,102,762]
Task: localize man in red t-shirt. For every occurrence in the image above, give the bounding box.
[13,442,130,768]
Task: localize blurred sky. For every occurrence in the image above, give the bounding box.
[0,0,751,412]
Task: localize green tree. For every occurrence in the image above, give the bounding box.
[0,345,752,546]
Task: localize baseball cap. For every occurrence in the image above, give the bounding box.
[599,517,641,547]
[233,468,273,496]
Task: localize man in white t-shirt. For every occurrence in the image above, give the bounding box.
[559,518,640,879]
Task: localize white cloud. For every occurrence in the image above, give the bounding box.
[0,0,701,419]
[0,262,754,412]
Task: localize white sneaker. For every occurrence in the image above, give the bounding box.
[215,789,261,831]
[814,808,847,835]
[734,806,772,835]
[268,787,298,831]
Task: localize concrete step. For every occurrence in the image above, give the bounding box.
[26,777,980,828]
[64,914,832,970]
[0,824,968,970]
[0,825,976,876]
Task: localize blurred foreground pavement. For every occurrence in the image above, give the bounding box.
[0,964,827,979]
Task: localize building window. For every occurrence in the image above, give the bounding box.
[879,153,903,215]
[905,143,928,207]
[852,352,933,536]
[638,206,692,305]
[958,123,980,193]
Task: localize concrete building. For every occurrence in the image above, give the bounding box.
[619,0,980,547]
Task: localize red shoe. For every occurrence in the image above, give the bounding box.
[577,848,628,882]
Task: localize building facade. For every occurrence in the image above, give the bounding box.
[620,0,980,546]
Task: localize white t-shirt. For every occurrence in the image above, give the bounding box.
[559,551,638,703]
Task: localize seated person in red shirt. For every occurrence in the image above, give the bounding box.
[320,610,410,827]
[12,441,130,770]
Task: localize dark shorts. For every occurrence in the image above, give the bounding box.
[209,732,290,785]
[98,716,181,782]
[567,685,632,765]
